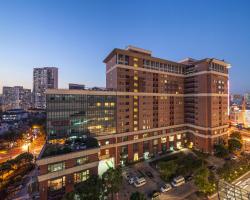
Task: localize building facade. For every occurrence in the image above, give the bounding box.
[38,46,230,200]
[33,67,58,109]
[2,86,32,111]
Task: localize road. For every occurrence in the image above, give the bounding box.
[0,132,45,163]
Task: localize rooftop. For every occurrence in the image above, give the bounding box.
[40,136,99,158]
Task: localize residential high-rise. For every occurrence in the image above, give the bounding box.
[2,86,32,111]
[37,46,230,200]
[33,67,58,109]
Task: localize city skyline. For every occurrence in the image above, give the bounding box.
[0,0,250,94]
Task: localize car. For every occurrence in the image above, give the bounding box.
[134,177,147,187]
[145,171,154,179]
[128,177,136,184]
[160,183,172,193]
[149,191,161,200]
[185,175,194,181]
[171,176,185,187]
[231,155,238,160]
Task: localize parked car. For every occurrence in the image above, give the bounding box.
[134,177,147,187]
[160,183,172,193]
[171,176,185,187]
[185,175,194,182]
[128,177,136,184]
[145,171,154,179]
[149,191,161,200]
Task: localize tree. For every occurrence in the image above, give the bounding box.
[62,175,104,200]
[214,144,229,158]
[102,168,123,200]
[130,191,147,200]
[230,131,242,140]
[158,160,178,181]
[194,167,215,194]
[228,139,242,153]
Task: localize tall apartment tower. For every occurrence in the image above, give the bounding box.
[104,46,230,153]
[33,67,58,109]
[2,86,32,111]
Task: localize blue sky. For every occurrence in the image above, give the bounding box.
[0,0,250,94]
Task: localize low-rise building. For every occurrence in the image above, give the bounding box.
[37,137,99,200]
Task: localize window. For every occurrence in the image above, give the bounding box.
[134,135,139,140]
[74,170,89,183]
[177,134,181,140]
[169,136,174,142]
[105,149,109,155]
[48,162,65,173]
[153,139,158,145]
[161,137,166,143]
[76,157,88,165]
[48,177,65,191]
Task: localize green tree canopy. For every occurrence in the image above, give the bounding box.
[158,160,178,181]
[130,191,147,200]
[102,167,123,200]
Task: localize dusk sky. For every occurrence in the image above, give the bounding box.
[0,0,250,94]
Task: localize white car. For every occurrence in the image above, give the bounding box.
[171,176,185,187]
[134,177,146,187]
[160,183,172,193]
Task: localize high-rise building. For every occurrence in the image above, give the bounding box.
[33,67,58,109]
[244,93,250,110]
[2,86,32,111]
[37,46,230,200]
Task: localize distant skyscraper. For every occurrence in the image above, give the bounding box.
[244,93,250,110]
[33,67,58,109]
[68,83,85,90]
[2,86,32,111]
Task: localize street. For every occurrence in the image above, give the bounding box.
[0,128,45,163]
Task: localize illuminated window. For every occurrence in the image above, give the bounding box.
[96,102,101,107]
[153,139,158,145]
[134,89,138,92]
[104,117,109,121]
[104,102,109,107]
[134,108,138,112]
[74,170,89,183]
[134,121,138,125]
[161,137,166,143]
[133,58,138,62]
[48,177,65,191]
[134,96,138,99]
[134,135,138,140]
[177,134,181,140]
[134,127,138,131]
[105,149,109,155]
[134,63,138,67]
[134,76,138,80]
[134,114,138,118]
[76,157,88,165]
[143,133,148,138]
[134,102,138,106]
[169,136,174,141]
[48,162,65,173]
[105,140,110,145]
[111,102,115,106]
[134,83,138,87]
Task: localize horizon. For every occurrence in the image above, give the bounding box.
[1,0,250,94]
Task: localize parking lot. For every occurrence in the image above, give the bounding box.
[119,158,197,200]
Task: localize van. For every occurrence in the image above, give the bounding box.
[171,176,185,187]
[134,177,147,187]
